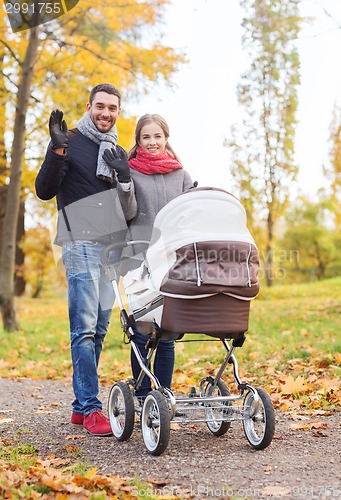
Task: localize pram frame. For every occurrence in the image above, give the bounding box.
[104,243,275,456]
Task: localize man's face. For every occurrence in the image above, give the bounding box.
[86,91,121,133]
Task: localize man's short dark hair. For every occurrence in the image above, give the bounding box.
[89,84,122,107]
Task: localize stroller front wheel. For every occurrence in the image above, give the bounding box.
[243,387,275,450]
[141,390,170,456]
[108,382,135,442]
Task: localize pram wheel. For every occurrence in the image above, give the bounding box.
[204,378,232,436]
[243,387,275,450]
[108,382,135,442]
[141,390,170,456]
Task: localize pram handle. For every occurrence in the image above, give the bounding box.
[101,240,150,263]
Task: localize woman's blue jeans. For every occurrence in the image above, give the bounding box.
[130,332,175,398]
[62,240,117,417]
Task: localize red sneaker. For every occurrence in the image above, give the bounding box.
[71,413,84,426]
[83,410,113,436]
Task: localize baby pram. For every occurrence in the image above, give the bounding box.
[104,187,275,455]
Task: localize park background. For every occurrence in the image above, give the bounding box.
[0,0,340,313]
[0,1,340,497]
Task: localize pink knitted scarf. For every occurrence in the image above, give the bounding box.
[129,146,182,175]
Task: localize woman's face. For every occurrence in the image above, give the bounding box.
[138,122,167,154]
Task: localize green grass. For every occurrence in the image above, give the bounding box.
[247,277,340,370]
[0,277,340,384]
[0,432,93,476]
[0,443,38,470]
[0,297,130,381]
[172,277,340,382]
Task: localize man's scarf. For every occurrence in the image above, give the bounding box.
[77,112,118,183]
[129,146,182,175]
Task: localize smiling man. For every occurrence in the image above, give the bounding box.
[35,83,137,436]
[86,88,121,134]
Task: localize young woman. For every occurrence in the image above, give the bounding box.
[127,113,193,249]
[103,113,193,400]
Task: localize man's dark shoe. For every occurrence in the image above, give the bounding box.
[83,410,113,436]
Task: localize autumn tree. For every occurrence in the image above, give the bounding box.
[19,225,62,298]
[279,194,339,281]
[0,0,185,331]
[324,104,341,228]
[0,15,26,297]
[0,21,40,330]
[0,28,9,271]
[0,42,6,251]
[227,0,302,286]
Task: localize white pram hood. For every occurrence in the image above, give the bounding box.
[149,187,255,248]
[123,187,259,324]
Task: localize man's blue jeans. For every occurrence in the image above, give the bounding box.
[130,332,175,398]
[62,240,117,417]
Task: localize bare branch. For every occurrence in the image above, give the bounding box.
[0,40,22,66]
[323,7,341,29]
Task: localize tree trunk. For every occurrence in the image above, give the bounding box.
[0,26,40,331]
[266,210,274,287]
[14,200,26,296]
[0,190,26,296]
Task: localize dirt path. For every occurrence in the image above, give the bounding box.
[0,377,340,499]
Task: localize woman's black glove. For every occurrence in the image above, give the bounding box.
[102,147,131,183]
[49,109,68,150]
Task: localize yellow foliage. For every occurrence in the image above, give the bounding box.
[0,0,186,218]
[85,467,99,479]
[20,226,60,297]
[334,352,341,365]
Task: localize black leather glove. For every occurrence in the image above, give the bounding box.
[102,147,131,183]
[49,109,68,150]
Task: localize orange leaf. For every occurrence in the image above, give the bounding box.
[289,421,328,431]
[311,421,328,430]
[290,422,312,430]
[280,375,311,395]
[41,475,63,491]
[0,418,13,425]
[263,485,291,496]
[170,422,181,430]
[66,434,86,440]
